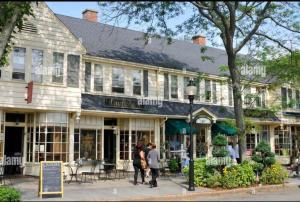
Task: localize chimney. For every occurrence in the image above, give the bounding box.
[82,9,98,22]
[192,35,206,46]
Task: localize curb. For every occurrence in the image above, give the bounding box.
[129,182,298,201]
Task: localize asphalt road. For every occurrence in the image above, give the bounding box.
[150,186,300,201]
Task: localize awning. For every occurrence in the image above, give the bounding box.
[165,119,198,135]
[212,122,237,137]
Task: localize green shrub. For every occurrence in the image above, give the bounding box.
[252,141,276,172]
[0,186,21,202]
[183,159,213,187]
[222,162,256,189]
[212,134,228,146]
[169,158,180,173]
[260,163,289,185]
[206,171,222,188]
[212,147,229,157]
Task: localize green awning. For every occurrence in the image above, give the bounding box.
[212,122,237,137]
[165,119,198,135]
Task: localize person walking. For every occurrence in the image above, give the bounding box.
[234,141,240,164]
[133,143,145,185]
[147,143,160,188]
[227,142,237,165]
[144,143,152,178]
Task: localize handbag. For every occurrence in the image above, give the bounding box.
[141,159,147,169]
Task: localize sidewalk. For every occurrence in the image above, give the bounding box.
[10,176,300,201]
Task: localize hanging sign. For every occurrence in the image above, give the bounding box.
[25,81,33,104]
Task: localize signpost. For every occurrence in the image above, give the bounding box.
[39,161,63,198]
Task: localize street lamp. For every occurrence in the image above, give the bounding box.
[186,79,197,191]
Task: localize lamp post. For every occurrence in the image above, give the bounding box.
[186,79,197,191]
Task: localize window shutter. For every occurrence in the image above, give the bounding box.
[143,70,148,97]
[67,55,80,87]
[85,62,91,92]
[281,87,287,109]
[164,73,169,99]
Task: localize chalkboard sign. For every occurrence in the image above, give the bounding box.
[39,161,63,198]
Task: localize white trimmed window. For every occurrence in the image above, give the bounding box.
[12,47,26,80]
[274,126,291,156]
[94,64,103,92]
[112,67,124,93]
[132,69,141,95]
[52,52,64,83]
[31,49,44,83]
[170,75,178,99]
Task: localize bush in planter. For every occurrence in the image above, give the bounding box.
[260,163,289,185]
[251,141,275,173]
[206,171,222,188]
[0,186,21,202]
[222,161,256,189]
[183,159,213,187]
[169,157,180,173]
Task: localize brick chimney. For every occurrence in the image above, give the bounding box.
[82,9,98,22]
[192,35,206,46]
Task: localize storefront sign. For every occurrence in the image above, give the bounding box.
[104,98,143,109]
[196,117,211,124]
[25,81,33,104]
[39,161,63,198]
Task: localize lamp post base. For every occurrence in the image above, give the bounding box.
[188,159,195,191]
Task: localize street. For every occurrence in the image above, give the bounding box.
[148,186,300,201]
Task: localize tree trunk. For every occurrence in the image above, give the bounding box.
[228,54,247,162]
[0,9,20,61]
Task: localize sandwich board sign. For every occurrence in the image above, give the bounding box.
[39,161,63,198]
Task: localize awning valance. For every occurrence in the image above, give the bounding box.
[165,119,198,135]
[212,122,237,137]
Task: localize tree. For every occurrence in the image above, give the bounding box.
[99,2,300,161]
[0,2,34,66]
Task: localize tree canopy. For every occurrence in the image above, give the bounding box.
[99,1,300,160]
[0,2,34,66]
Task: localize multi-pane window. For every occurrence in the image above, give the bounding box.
[296,90,300,109]
[85,62,91,92]
[246,133,256,152]
[164,73,169,99]
[205,80,211,102]
[243,86,251,106]
[31,49,44,82]
[132,69,141,95]
[212,81,217,104]
[281,87,287,109]
[170,75,178,99]
[74,129,80,161]
[52,52,64,83]
[112,67,124,93]
[288,88,293,108]
[228,83,233,106]
[12,47,26,80]
[26,113,34,162]
[256,87,266,108]
[120,118,130,160]
[184,77,190,99]
[34,113,69,162]
[80,129,96,160]
[259,125,270,143]
[67,55,80,87]
[94,64,103,92]
[274,126,291,156]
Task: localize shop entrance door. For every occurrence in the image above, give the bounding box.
[4,127,23,175]
[104,130,116,163]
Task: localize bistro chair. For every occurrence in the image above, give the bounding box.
[81,160,97,183]
[66,162,81,184]
[0,165,12,186]
[116,160,130,179]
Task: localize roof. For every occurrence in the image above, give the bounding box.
[55,14,229,76]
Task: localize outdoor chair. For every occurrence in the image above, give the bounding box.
[81,160,97,183]
[104,163,117,180]
[0,165,12,185]
[116,160,130,179]
[66,162,81,183]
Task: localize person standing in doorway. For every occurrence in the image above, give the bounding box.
[133,143,145,185]
[227,142,237,165]
[147,143,160,188]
